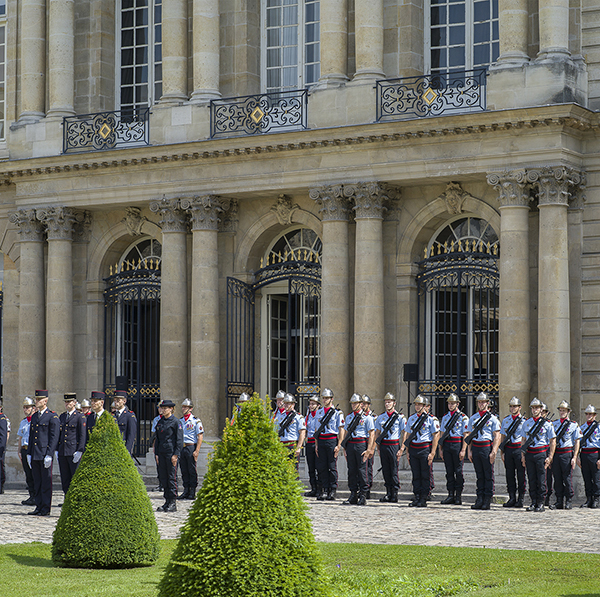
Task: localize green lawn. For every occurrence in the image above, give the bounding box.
[0,541,598,597]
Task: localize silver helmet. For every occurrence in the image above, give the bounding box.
[530,398,542,408]
[308,394,321,405]
[414,394,428,405]
[321,388,334,399]
[275,390,286,400]
[23,396,35,407]
[476,392,489,402]
[362,394,371,404]
[584,404,597,414]
[384,392,396,402]
[350,393,362,404]
[541,403,549,412]
[81,398,91,408]
[283,393,296,404]
[237,392,250,403]
[182,398,193,407]
[508,396,521,407]
[447,393,459,403]
[558,400,570,411]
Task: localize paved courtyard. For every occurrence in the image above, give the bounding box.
[1,488,598,554]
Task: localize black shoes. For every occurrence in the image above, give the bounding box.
[157,501,177,512]
[454,493,462,505]
[471,497,484,510]
[534,503,545,512]
[481,498,491,511]
[356,494,367,506]
[440,494,455,505]
[342,493,358,505]
[408,497,419,507]
[27,509,41,515]
[564,499,573,510]
[21,497,36,506]
[325,489,336,501]
[503,494,516,508]
[304,489,319,498]
[415,497,427,507]
[28,509,49,516]
[526,503,536,511]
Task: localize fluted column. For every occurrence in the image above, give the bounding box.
[310,186,351,401]
[497,0,529,65]
[190,0,220,102]
[19,0,46,122]
[47,0,75,118]
[538,0,570,59]
[317,0,348,87]
[182,195,228,436]
[150,198,189,403]
[353,0,384,82]
[160,0,188,103]
[487,170,531,408]
[9,210,46,396]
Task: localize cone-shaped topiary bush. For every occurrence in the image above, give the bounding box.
[52,411,160,568]
[159,394,330,597]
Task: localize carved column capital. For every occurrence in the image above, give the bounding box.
[73,210,93,243]
[150,197,188,233]
[309,185,351,221]
[219,199,239,233]
[345,182,401,220]
[37,206,79,240]
[526,166,584,207]
[181,195,230,231]
[487,170,531,208]
[9,209,46,241]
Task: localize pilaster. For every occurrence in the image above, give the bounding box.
[190,0,221,103]
[160,0,189,104]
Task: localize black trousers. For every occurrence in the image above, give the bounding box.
[20,446,35,496]
[58,455,80,495]
[179,444,198,489]
[409,444,431,498]
[0,452,5,488]
[305,441,319,491]
[546,467,553,499]
[442,441,464,494]
[525,450,547,504]
[503,445,526,496]
[31,459,53,513]
[316,437,338,491]
[580,450,600,499]
[552,450,574,501]
[379,442,400,493]
[346,441,368,494]
[471,444,494,498]
[157,454,178,502]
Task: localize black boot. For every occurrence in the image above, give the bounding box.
[156,502,169,512]
[416,496,427,507]
[526,502,537,511]
[534,502,545,512]
[471,496,484,510]
[379,493,391,502]
[177,488,189,500]
[440,493,455,505]
[21,496,36,506]
[408,496,419,507]
[564,499,573,509]
[389,491,398,503]
[503,493,516,508]
[357,493,367,506]
[304,488,318,497]
[454,492,462,505]
[316,490,326,501]
[164,501,177,513]
[342,493,358,505]
[326,489,336,501]
[590,497,600,509]
[515,493,524,508]
[580,497,592,508]
[481,497,491,510]
[550,498,563,510]
[187,488,196,500]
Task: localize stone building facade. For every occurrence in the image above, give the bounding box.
[0,0,598,471]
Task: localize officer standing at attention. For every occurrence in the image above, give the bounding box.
[86,391,106,443]
[361,395,376,498]
[315,388,344,501]
[0,401,9,494]
[230,392,250,425]
[17,397,36,505]
[277,394,306,470]
[464,392,501,510]
[438,393,468,505]
[521,398,556,512]
[57,393,86,498]
[27,390,60,516]
[178,398,204,500]
[541,402,554,506]
[339,394,375,505]
[80,398,92,416]
[155,399,183,513]
[399,395,440,508]
[577,404,600,508]
[272,389,286,419]
[374,393,405,503]
[304,394,321,497]
[151,401,164,491]
[113,390,137,454]
[499,396,526,508]
[550,400,580,510]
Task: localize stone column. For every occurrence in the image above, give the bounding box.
[160,0,188,103]
[487,171,531,408]
[317,0,348,87]
[38,207,78,404]
[528,166,583,411]
[497,0,529,65]
[353,0,384,82]
[18,0,46,122]
[47,0,75,118]
[149,198,189,403]
[190,0,221,102]
[538,0,570,59]
[9,210,46,396]
[309,186,351,401]
[181,195,228,437]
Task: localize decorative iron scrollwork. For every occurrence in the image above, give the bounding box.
[376,69,487,122]
[63,108,151,153]
[210,90,308,138]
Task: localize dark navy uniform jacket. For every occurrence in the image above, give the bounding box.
[114,408,137,453]
[0,413,8,457]
[57,411,86,457]
[155,415,183,457]
[86,410,104,444]
[27,409,60,460]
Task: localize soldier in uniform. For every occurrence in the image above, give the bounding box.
[57,393,86,498]
[438,393,468,505]
[231,392,250,425]
[304,394,321,497]
[339,394,375,505]
[362,395,376,499]
[86,391,106,443]
[499,396,526,508]
[155,399,184,513]
[315,387,344,501]
[0,402,9,494]
[541,402,553,506]
[521,398,556,512]
[399,395,440,507]
[550,400,580,510]
[17,397,36,505]
[81,398,92,416]
[374,392,405,503]
[578,404,600,508]
[178,398,204,500]
[151,402,164,491]
[272,389,286,419]
[27,390,60,516]
[465,392,501,510]
[276,394,306,471]
[113,390,137,454]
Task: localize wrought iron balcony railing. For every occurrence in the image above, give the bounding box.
[63,108,151,154]
[376,69,487,122]
[210,89,308,138]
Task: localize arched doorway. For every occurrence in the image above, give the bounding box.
[417,217,499,415]
[103,237,161,454]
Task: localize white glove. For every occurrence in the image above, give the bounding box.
[73,451,82,463]
[44,455,52,468]
[27,455,32,467]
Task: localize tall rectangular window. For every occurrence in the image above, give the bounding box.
[118,0,162,114]
[263,0,320,93]
[0,0,6,140]
[427,0,499,74]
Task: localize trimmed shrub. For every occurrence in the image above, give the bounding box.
[159,394,330,597]
[52,411,160,568]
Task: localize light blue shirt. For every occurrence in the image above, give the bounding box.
[579,421,600,449]
[344,411,374,440]
[552,419,581,449]
[374,411,406,441]
[17,417,31,446]
[405,413,440,443]
[305,410,319,439]
[151,415,161,433]
[181,414,204,444]
[315,406,344,436]
[440,410,468,439]
[467,412,500,442]
[278,412,306,442]
[522,417,556,447]
[500,414,525,444]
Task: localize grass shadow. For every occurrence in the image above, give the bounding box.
[7,553,55,568]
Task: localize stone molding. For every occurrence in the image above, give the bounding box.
[309,185,350,221]
[486,170,531,208]
[345,182,401,220]
[181,195,230,231]
[9,208,46,241]
[37,206,79,240]
[526,166,585,207]
[440,181,478,214]
[73,210,93,243]
[219,199,238,233]
[122,207,148,236]
[149,197,188,233]
[270,194,300,225]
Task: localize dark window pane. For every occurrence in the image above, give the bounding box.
[155,24,161,43]
[449,25,464,45]
[122,10,134,28]
[121,67,134,85]
[268,48,281,67]
[135,65,148,84]
[306,43,318,63]
[492,41,500,61]
[121,49,134,67]
[155,45,162,62]
[431,6,446,26]
[135,85,148,103]
[431,27,446,47]
[492,0,498,19]
[474,44,489,66]
[474,22,488,44]
[474,1,489,22]
[306,22,319,43]
[449,3,465,23]
[136,28,148,46]
[121,29,134,47]
[492,20,499,40]
[122,0,134,8]
[449,46,465,67]
[431,48,446,69]
[121,86,134,105]
[135,46,148,65]
[136,8,148,26]
[268,28,281,47]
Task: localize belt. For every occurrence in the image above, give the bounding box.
[380,440,400,445]
[581,448,600,453]
[472,440,492,447]
[184,443,196,447]
[307,438,316,444]
[444,438,462,443]
[282,441,296,447]
[527,445,548,454]
[505,442,522,449]
[410,442,431,448]
[347,438,367,444]
[318,434,337,440]
[555,447,574,454]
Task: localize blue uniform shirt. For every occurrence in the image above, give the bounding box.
[405,412,440,444]
[315,406,344,437]
[344,411,374,440]
[151,415,161,433]
[181,414,204,444]
[18,417,31,447]
[375,411,406,441]
[553,419,581,449]
[278,412,306,442]
[579,420,600,449]
[467,412,500,442]
[440,410,468,439]
[521,417,556,447]
[500,414,525,444]
[305,410,319,439]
